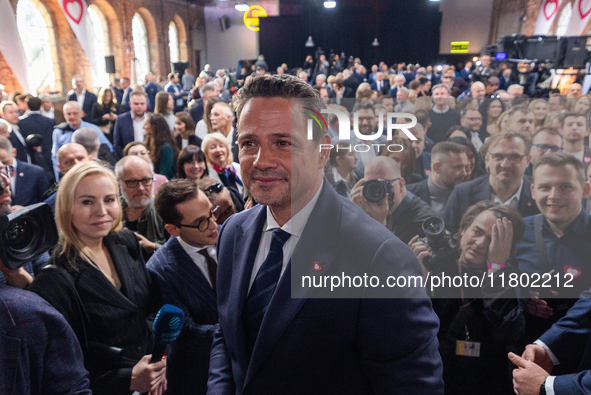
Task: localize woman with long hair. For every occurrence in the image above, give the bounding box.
[571,95,591,114]
[174,111,202,150]
[122,141,168,191]
[144,113,179,180]
[91,87,120,142]
[154,91,175,132]
[29,161,166,395]
[202,132,242,195]
[195,98,219,139]
[478,97,504,140]
[177,144,208,180]
[529,99,549,129]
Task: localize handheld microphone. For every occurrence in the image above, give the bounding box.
[150,304,184,363]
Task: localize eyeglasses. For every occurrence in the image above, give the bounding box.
[533,144,562,153]
[0,165,15,178]
[123,177,155,188]
[203,183,224,195]
[488,153,526,163]
[177,206,220,231]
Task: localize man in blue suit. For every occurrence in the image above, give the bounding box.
[442,130,539,233]
[147,179,219,395]
[144,72,160,112]
[67,75,97,123]
[113,91,148,157]
[164,73,186,113]
[18,97,55,173]
[0,137,50,206]
[207,74,443,394]
[510,289,591,394]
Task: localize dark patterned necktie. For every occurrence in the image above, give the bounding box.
[243,229,291,354]
[198,248,217,294]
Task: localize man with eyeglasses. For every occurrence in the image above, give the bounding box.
[525,128,563,178]
[558,112,591,174]
[115,155,167,257]
[442,130,540,234]
[351,156,436,244]
[147,179,219,395]
[349,102,388,178]
[197,177,241,223]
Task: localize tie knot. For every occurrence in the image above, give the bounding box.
[271,229,291,246]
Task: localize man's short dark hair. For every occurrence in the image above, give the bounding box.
[531,127,562,141]
[507,105,533,120]
[234,74,327,143]
[487,129,533,156]
[155,178,200,224]
[431,141,466,163]
[533,152,586,186]
[561,111,587,127]
[352,102,375,114]
[26,96,42,111]
[415,109,430,129]
[455,201,525,251]
[418,77,429,85]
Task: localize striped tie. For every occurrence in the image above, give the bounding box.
[243,229,291,354]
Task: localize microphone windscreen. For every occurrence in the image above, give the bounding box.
[152,304,184,345]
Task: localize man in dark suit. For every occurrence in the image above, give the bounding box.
[120,77,132,112]
[67,75,97,123]
[207,74,443,394]
[510,287,591,394]
[148,179,219,395]
[144,72,160,112]
[370,72,390,94]
[0,283,91,395]
[388,74,407,99]
[18,96,56,173]
[113,91,148,157]
[0,137,50,207]
[442,130,540,233]
[1,101,29,163]
[189,83,218,124]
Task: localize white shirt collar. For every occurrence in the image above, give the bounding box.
[491,179,524,208]
[177,236,214,255]
[265,180,324,238]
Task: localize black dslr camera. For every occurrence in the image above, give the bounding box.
[0,203,58,270]
[363,178,393,203]
[420,217,459,271]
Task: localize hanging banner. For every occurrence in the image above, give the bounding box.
[534,0,563,35]
[0,0,32,94]
[57,0,96,74]
[566,0,591,36]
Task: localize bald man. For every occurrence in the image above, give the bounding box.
[44,143,90,211]
[51,101,112,180]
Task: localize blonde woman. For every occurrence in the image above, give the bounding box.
[496,110,511,134]
[91,87,120,140]
[529,99,549,129]
[572,95,591,114]
[202,132,242,195]
[29,161,166,395]
[154,91,175,132]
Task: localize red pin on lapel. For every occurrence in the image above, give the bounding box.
[313,262,322,271]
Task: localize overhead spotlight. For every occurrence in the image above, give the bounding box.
[235,2,249,11]
[429,0,440,2]
[472,56,478,62]
[323,1,336,8]
[305,36,315,47]
[371,38,380,47]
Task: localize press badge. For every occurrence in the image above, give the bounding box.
[455,340,481,357]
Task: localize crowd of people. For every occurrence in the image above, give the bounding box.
[0,52,591,395]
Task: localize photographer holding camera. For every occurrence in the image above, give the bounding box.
[408,201,526,395]
[351,156,436,244]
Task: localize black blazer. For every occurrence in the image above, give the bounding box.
[441,175,539,234]
[68,91,98,123]
[189,100,205,124]
[19,113,56,170]
[175,134,203,151]
[29,230,160,395]
[90,102,121,126]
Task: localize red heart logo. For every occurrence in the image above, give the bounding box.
[564,265,582,279]
[313,262,322,271]
[544,0,559,21]
[63,0,83,25]
[579,0,591,19]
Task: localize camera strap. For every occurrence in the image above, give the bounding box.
[534,214,553,274]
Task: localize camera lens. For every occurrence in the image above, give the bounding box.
[7,217,38,252]
[363,180,387,203]
[422,217,444,236]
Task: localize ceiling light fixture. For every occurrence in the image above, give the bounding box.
[235,2,249,11]
[305,36,315,47]
[324,1,336,8]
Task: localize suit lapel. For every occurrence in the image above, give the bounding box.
[77,240,138,312]
[0,295,19,392]
[167,238,217,312]
[245,182,341,385]
[474,176,492,202]
[229,205,267,371]
[518,178,536,214]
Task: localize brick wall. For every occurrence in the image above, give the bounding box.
[0,0,204,96]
